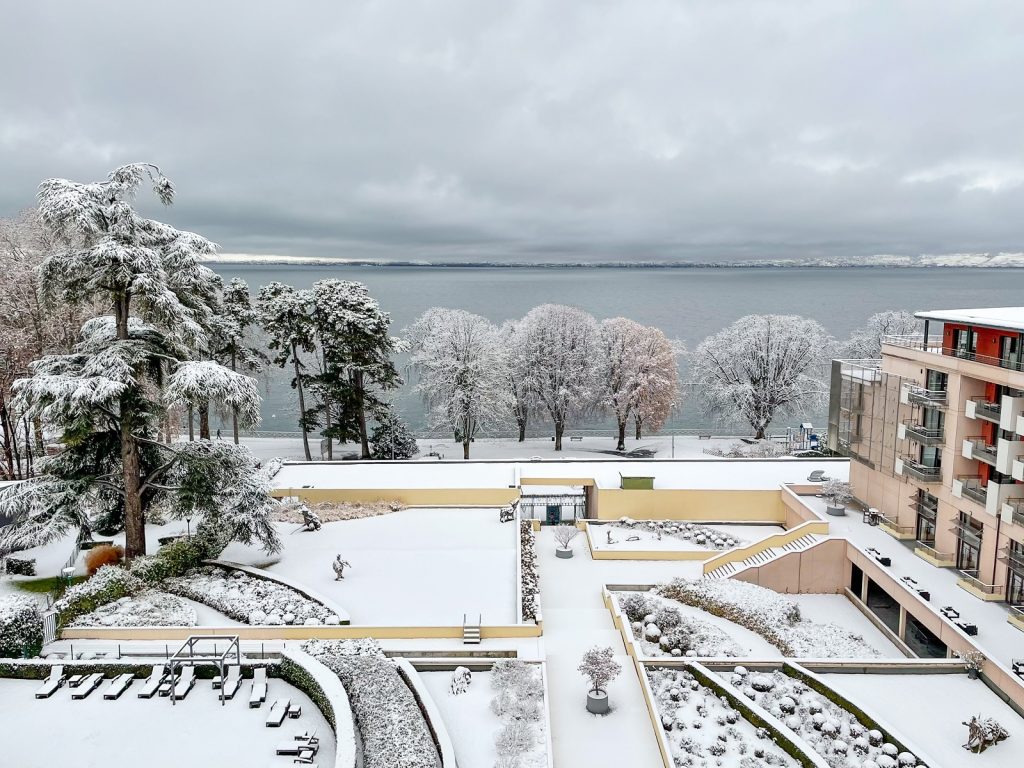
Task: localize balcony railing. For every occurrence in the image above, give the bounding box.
[915,541,955,564]
[1004,498,1024,528]
[877,513,914,536]
[965,437,998,466]
[956,475,987,506]
[882,335,944,353]
[957,569,1005,598]
[898,455,942,483]
[999,544,1024,571]
[901,420,944,446]
[904,384,948,408]
[882,334,1024,373]
[950,349,1024,372]
[967,396,1002,423]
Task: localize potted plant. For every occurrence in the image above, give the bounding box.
[957,649,986,679]
[553,524,581,558]
[822,478,853,517]
[578,645,621,714]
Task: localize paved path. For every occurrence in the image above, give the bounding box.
[536,526,702,768]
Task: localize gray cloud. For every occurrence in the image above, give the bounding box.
[2,0,1023,261]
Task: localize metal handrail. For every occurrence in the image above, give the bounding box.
[883,335,944,351]
[877,513,914,535]
[915,541,955,563]
[957,569,1004,596]
[899,455,942,481]
[901,420,944,442]
[964,437,998,461]
[882,334,1024,372]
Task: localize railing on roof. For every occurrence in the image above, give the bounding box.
[882,335,944,352]
[915,541,955,564]
[957,569,1005,597]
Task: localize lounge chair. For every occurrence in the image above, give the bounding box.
[172,666,195,700]
[34,666,64,699]
[72,673,103,699]
[104,673,134,700]
[249,667,268,708]
[265,697,291,727]
[137,665,167,699]
[222,665,242,700]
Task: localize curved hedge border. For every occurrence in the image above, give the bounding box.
[279,649,357,768]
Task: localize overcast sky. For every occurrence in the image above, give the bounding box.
[1,1,1022,262]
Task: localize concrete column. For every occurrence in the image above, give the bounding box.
[860,574,869,604]
[898,605,907,640]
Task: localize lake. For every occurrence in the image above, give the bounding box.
[209,265,1024,434]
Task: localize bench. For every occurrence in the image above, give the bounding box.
[956,621,979,636]
[698,433,712,440]
[569,436,583,442]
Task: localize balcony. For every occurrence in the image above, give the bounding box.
[877,513,915,540]
[962,437,998,467]
[900,383,947,409]
[952,475,987,507]
[914,541,956,568]
[895,455,942,483]
[1001,394,1024,432]
[996,436,1024,475]
[965,396,1002,424]
[956,569,1005,601]
[898,420,944,446]
[1002,498,1024,528]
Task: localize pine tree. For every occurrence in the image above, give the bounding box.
[214,278,267,443]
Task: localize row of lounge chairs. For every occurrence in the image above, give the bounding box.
[35,667,135,701]
[34,663,249,702]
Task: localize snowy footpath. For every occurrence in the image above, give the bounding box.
[536,526,703,768]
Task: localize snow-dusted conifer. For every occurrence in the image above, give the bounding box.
[406,307,511,459]
[690,314,834,439]
[213,278,267,443]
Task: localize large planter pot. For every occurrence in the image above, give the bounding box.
[825,505,847,517]
[586,690,609,714]
[556,547,573,559]
[968,668,980,680]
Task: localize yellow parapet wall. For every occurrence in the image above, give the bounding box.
[594,488,785,521]
[272,488,521,507]
[61,623,542,641]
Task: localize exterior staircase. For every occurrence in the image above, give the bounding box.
[704,533,822,580]
[462,613,481,644]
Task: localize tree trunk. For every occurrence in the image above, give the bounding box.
[32,417,44,454]
[291,343,312,461]
[230,350,240,444]
[635,417,643,440]
[22,414,33,477]
[518,419,526,442]
[463,438,471,460]
[120,411,146,559]
[324,395,333,460]
[199,402,210,440]
[187,406,194,441]
[554,421,564,451]
[755,426,766,440]
[0,393,15,480]
[354,371,371,459]
[616,420,627,452]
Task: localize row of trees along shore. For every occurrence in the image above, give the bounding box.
[0,164,925,496]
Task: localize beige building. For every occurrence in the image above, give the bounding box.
[829,307,1024,610]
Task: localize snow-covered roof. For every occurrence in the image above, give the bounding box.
[272,458,848,492]
[915,307,1024,332]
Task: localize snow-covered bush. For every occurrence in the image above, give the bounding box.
[164,566,338,625]
[657,579,881,658]
[726,668,923,766]
[578,646,621,695]
[520,521,539,622]
[4,556,36,576]
[272,499,405,523]
[84,544,124,575]
[0,594,44,657]
[617,592,654,623]
[303,642,440,768]
[54,565,143,626]
[489,659,545,766]
[612,518,743,550]
[449,666,471,695]
[68,591,197,628]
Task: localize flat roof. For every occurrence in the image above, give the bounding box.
[915,307,1024,332]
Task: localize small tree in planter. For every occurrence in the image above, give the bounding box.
[553,524,580,558]
[963,715,1009,753]
[578,645,621,714]
[822,478,853,516]
[956,649,986,679]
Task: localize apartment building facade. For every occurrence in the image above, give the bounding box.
[828,307,1024,619]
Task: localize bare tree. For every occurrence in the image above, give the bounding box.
[690,314,834,439]
[841,310,922,359]
[516,304,599,450]
[500,320,533,442]
[406,307,511,459]
[553,524,580,549]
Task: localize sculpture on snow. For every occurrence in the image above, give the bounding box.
[332,555,352,581]
[449,666,472,695]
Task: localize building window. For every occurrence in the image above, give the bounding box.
[952,328,978,359]
[915,490,938,545]
[1006,541,1024,606]
[999,335,1024,371]
[850,564,863,597]
[866,579,900,634]
[904,614,947,658]
[954,511,984,575]
[925,369,948,392]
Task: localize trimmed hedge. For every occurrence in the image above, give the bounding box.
[0,595,44,658]
[52,566,143,627]
[279,655,335,732]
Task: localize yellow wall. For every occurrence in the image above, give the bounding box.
[594,489,785,521]
[272,488,520,507]
[61,622,542,641]
[520,477,595,487]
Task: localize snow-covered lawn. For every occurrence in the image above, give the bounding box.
[785,594,904,658]
[721,667,926,767]
[225,508,517,626]
[422,668,549,768]
[647,667,797,766]
[820,673,1024,768]
[0,677,335,768]
[590,522,785,553]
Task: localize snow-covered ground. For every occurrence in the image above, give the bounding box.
[0,677,335,768]
[590,522,785,553]
[821,673,1024,768]
[224,508,518,626]
[786,594,905,657]
[422,669,548,768]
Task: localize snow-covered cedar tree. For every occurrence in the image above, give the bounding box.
[405,307,512,459]
[257,282,316,460]
[520,521,539,621]
[841,310,922,360]
[822,478,853,507]
[302,647,441,768]
[369,408,419,459]
[598,317,682,449]
[0,209,97,482]
[306,279,403,460]
[514,304,600,450]
[553,524,580,549]
[0,593,44,657]
[690,314,835,439]
[578,645,621,695]
[500,319,535,442]
[212,278,268,443]
[0,165,278,560]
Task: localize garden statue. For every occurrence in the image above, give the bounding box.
[332,555,352,581]
[963,715,1009,753]
[606,529,615,545]
[449,666,472,695]
[301,504,322,532]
